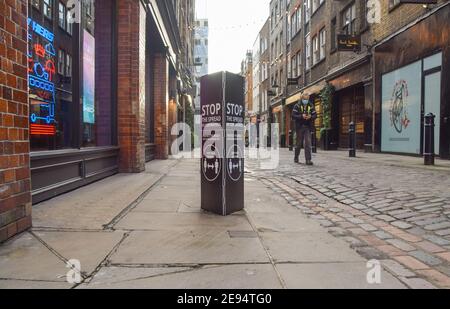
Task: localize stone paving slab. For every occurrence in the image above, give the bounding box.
[133,199,182,213]
[79,265,283,289]
[277,262,406,289]
[260,232,365,263]
[33,231,126,276]
[248,213,325,233]
[114,212,254,232]
[32,170,170,230]
[109,230,270,265]
[0,233,67,282]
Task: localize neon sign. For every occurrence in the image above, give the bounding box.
[27,18,54,42]
[28,18,56,136]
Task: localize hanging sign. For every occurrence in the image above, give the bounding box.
[337,34,361,52]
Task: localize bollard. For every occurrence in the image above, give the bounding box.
[349,122,356,158]
[311,131,317,154]
[424,113,436,166]
[289,130,294,151]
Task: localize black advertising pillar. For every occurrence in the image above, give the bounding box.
[201,72,245,216]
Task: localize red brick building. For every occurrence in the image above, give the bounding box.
[0,0,195,243]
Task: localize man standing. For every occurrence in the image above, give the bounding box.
[292,93,317,165]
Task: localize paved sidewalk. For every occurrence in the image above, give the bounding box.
[0,158,406,289]
[247,149,450,288]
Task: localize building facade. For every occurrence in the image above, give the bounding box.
[269,0,289,147]
[372,1,449,158]
[241,50,253,124]
[246,0,449,158]
[0,0,196,243]
[193,18,209,112]
[259,19,271,128]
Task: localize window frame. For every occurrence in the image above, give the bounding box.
[58,1,66,30]
[319,27,326,60]
[43,0,53,20]
[342,2,357,35]
[58,49,65,76]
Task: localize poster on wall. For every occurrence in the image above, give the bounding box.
[381,61,422,154]
[83,30,96,124]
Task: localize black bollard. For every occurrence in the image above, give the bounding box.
[349,122,356,158]
[311,131,317,154]
[424,113,436,166]
[289,130,294,151]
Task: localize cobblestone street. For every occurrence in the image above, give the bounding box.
[246,149,450,288]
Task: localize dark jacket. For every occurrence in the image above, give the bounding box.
[292,101,318,130]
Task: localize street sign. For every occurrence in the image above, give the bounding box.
[200,72,245,216]
[337,34,361,52]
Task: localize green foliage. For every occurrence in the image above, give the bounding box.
[319,83,335,130]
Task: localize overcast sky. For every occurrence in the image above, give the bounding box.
[196,0,271,74]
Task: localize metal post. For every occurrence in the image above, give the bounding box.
[349,122,356,158]
[311,131,317,154]
[424,113,436,166]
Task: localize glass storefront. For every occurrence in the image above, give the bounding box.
[381,52,443,155]
[28,0,115,151]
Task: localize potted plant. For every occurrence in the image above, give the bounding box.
[319,83,335,150]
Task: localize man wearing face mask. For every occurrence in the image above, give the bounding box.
[292,93,317,165]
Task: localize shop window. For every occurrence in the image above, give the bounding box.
[28,0,116,151]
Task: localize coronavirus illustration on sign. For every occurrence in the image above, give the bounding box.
[389,80,411,134]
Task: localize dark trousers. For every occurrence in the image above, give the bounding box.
[295,126,312,162]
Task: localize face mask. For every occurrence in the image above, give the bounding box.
[302,100,309,105]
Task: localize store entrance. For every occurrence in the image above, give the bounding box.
[337,85,365,149]
[424,70,442,156]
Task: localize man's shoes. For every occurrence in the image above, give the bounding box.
[306,161,314,166]
[294,158,299,164]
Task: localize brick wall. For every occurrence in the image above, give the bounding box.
[0,0,32,243]
[153,53,169,159]
[95,0,113,147]
[117,0,146,173]
[372,0,447,42]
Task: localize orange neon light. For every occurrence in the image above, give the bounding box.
[30,124,56,136]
